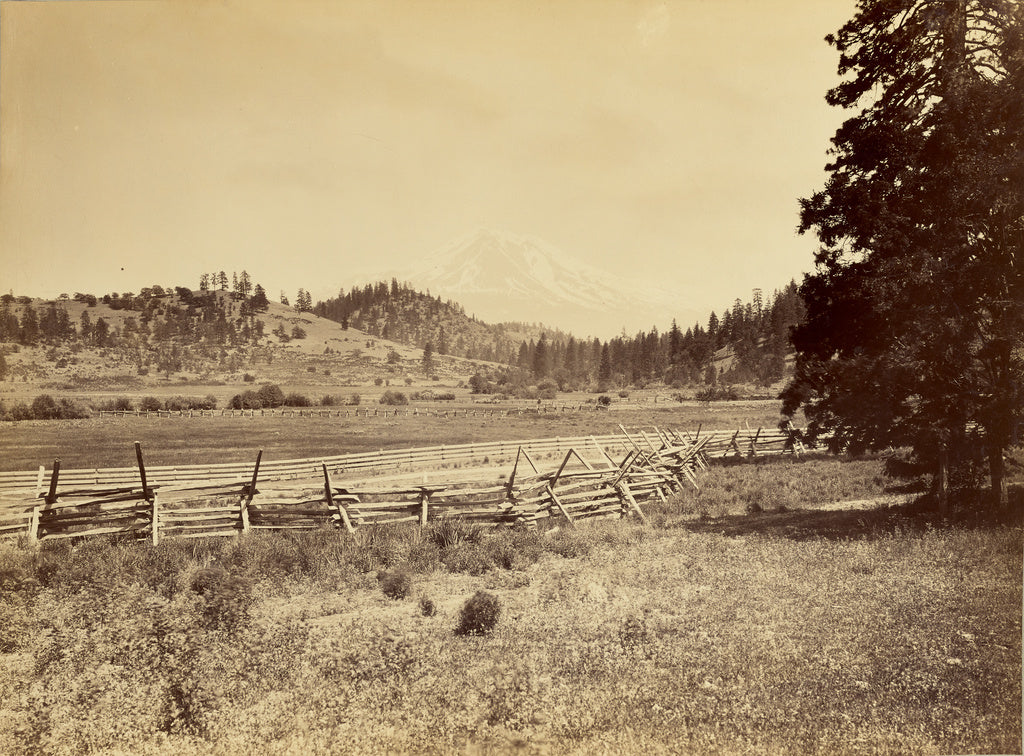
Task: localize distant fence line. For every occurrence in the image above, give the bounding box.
[0,425,808,545]
[94,404,607,418]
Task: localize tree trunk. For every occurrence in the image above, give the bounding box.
[936,443,949,511]
[989,443,1008,509]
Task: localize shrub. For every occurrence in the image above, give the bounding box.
[379,390,408,406]
[441,543,493,575]
[290,326,307,339]
[189,566,255,631]
[243,373,256,383]
[597,395,612,407]
[29,395,60,420]
[2,401,33,421]
[377,569,413,600]
[255,383,285,408]
[695,385,739,402]
[139,396,163,412]
[455,591,501,636]
[428,517,484,550]
[419,596,437,617]
[229,391,262,410]
[349,393,361,406]
[27,395,90,420]
[163,395,215,412]
[284,392,312,407]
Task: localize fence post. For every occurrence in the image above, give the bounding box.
[419,489,429,527]
[240,450,262,534]
[152,493,160,546]
[546,485,576,529]
[28,505,40,546]
[616,482,648,525]
[44,460,61,506]
[135,442,153,502]
[323,463,354,533]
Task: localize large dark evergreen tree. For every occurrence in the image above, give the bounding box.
[783,0,1023,505]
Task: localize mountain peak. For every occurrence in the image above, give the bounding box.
[390,229,699,338]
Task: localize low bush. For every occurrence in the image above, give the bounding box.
[428,517,484,550]
[30,394,90,420]
[284,392,313,407]
[1,394,92,421]
[97,396,136,412]
[379,390,409,406]
[377,569,413,600]
[455,590,501,636]
[695,385,740,402]
[188,565,256,630]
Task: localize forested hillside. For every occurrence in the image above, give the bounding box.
[0,273,288,375]
[496,282,805,392]
[313,280,567,364]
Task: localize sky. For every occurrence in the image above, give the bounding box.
[0,0,855,318]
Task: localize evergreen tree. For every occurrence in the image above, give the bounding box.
[783,0,1023,506]
[250,284,269,312]
[422,341,434,374]
[19,304,39,345]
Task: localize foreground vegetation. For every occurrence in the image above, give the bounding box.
[0,455,1019,755]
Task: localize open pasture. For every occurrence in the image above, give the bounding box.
[0,401,788,472]
[0,467,1019,755]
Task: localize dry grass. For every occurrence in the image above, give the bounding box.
[0,456,1020,755]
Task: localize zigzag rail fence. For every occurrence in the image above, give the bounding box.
[0,426,807,546]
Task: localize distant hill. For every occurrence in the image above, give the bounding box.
[313,279,569,365]
[0,288,489,392]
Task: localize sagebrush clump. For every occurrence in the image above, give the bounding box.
[378,569,413,600]
[455,590,501,636]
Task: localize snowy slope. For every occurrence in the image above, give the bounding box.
[399,229,699,338]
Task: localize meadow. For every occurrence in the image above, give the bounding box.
[0,401,788,472]
[0,452,1020,756]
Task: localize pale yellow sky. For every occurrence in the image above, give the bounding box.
[1,0,854,312]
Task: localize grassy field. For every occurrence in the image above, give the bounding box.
[0,460,1020,755]
[0,402,790,471]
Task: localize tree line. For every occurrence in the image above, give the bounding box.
[507,283,804,391]
[0,275,273,378]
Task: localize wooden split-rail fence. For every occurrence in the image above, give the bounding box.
[95,403,609,419]
[0,425,807,546]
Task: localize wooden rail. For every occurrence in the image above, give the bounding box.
[0,427,805,494]
[0,429,721,544]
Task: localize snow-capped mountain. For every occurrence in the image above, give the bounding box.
[394,229,700,338]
